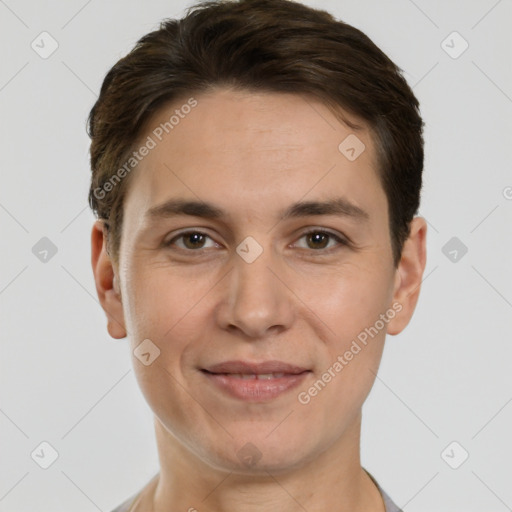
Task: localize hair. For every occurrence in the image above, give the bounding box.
[88,0,424,268]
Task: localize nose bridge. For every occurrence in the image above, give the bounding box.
[220,238,293,337]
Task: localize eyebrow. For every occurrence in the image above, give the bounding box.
[145,197,370,224]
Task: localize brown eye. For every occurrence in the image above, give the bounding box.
[295,229,348,253]
[166,231,217,250]
[306,232,330,249]
[182,232,207,249]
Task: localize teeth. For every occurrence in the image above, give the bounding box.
[228,373,286,379]
[258,373,285,379]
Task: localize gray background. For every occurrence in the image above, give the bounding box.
[1,0,511,510]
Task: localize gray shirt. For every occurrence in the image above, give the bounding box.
[110,469,402,512]
[366,469,403,512]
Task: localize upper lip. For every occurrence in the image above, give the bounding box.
[203,360,310,375]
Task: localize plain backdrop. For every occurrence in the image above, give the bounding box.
[1,0,511,511]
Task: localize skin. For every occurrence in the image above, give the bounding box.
[91,88,427,512]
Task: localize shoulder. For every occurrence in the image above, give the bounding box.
[110,473,159,512]
[379,488,403,512]
[364,468,403,512]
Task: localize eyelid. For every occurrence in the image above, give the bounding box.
[164,228,220,249]
[299,227,349,242]
[292,227,350,252]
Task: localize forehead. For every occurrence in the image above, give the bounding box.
[123,88,384,224]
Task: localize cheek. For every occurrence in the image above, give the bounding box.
[122,269,202,415]
[122,264,203,338]
[321,267,392,389]
[292,262,393,401]
[292,261,393,336]
[122,266,217,397]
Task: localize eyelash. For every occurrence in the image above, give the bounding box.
[164,228,349,255]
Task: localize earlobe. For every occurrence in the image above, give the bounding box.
[387,216,427,336]
[91,220,127,339]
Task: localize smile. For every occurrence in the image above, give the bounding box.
[201,360,311,402]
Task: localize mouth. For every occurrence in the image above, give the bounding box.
[201,360,312,402]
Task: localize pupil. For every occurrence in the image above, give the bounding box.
[309,232,328,249]
[186,233,204,248]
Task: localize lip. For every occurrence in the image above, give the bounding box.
[205,360,309,375]
[201,360,311,402]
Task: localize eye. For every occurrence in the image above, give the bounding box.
[165,230,218,250]
[164,228,349,254]
[294,229,348,252]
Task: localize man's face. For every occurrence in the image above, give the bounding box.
[95,88,423,472]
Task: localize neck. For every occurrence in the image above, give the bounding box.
[139,412,385,512]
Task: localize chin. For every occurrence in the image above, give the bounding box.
[196,430,317,476]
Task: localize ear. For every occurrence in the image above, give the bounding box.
[387,216,427,336]
[91,220,127,339]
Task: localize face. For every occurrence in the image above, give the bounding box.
[92,88,426,474]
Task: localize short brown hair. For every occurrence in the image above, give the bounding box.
[88,0,424,267]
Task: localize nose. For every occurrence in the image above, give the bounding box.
[216,244,295,339]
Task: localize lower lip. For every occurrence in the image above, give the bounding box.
[202,371,310,402]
